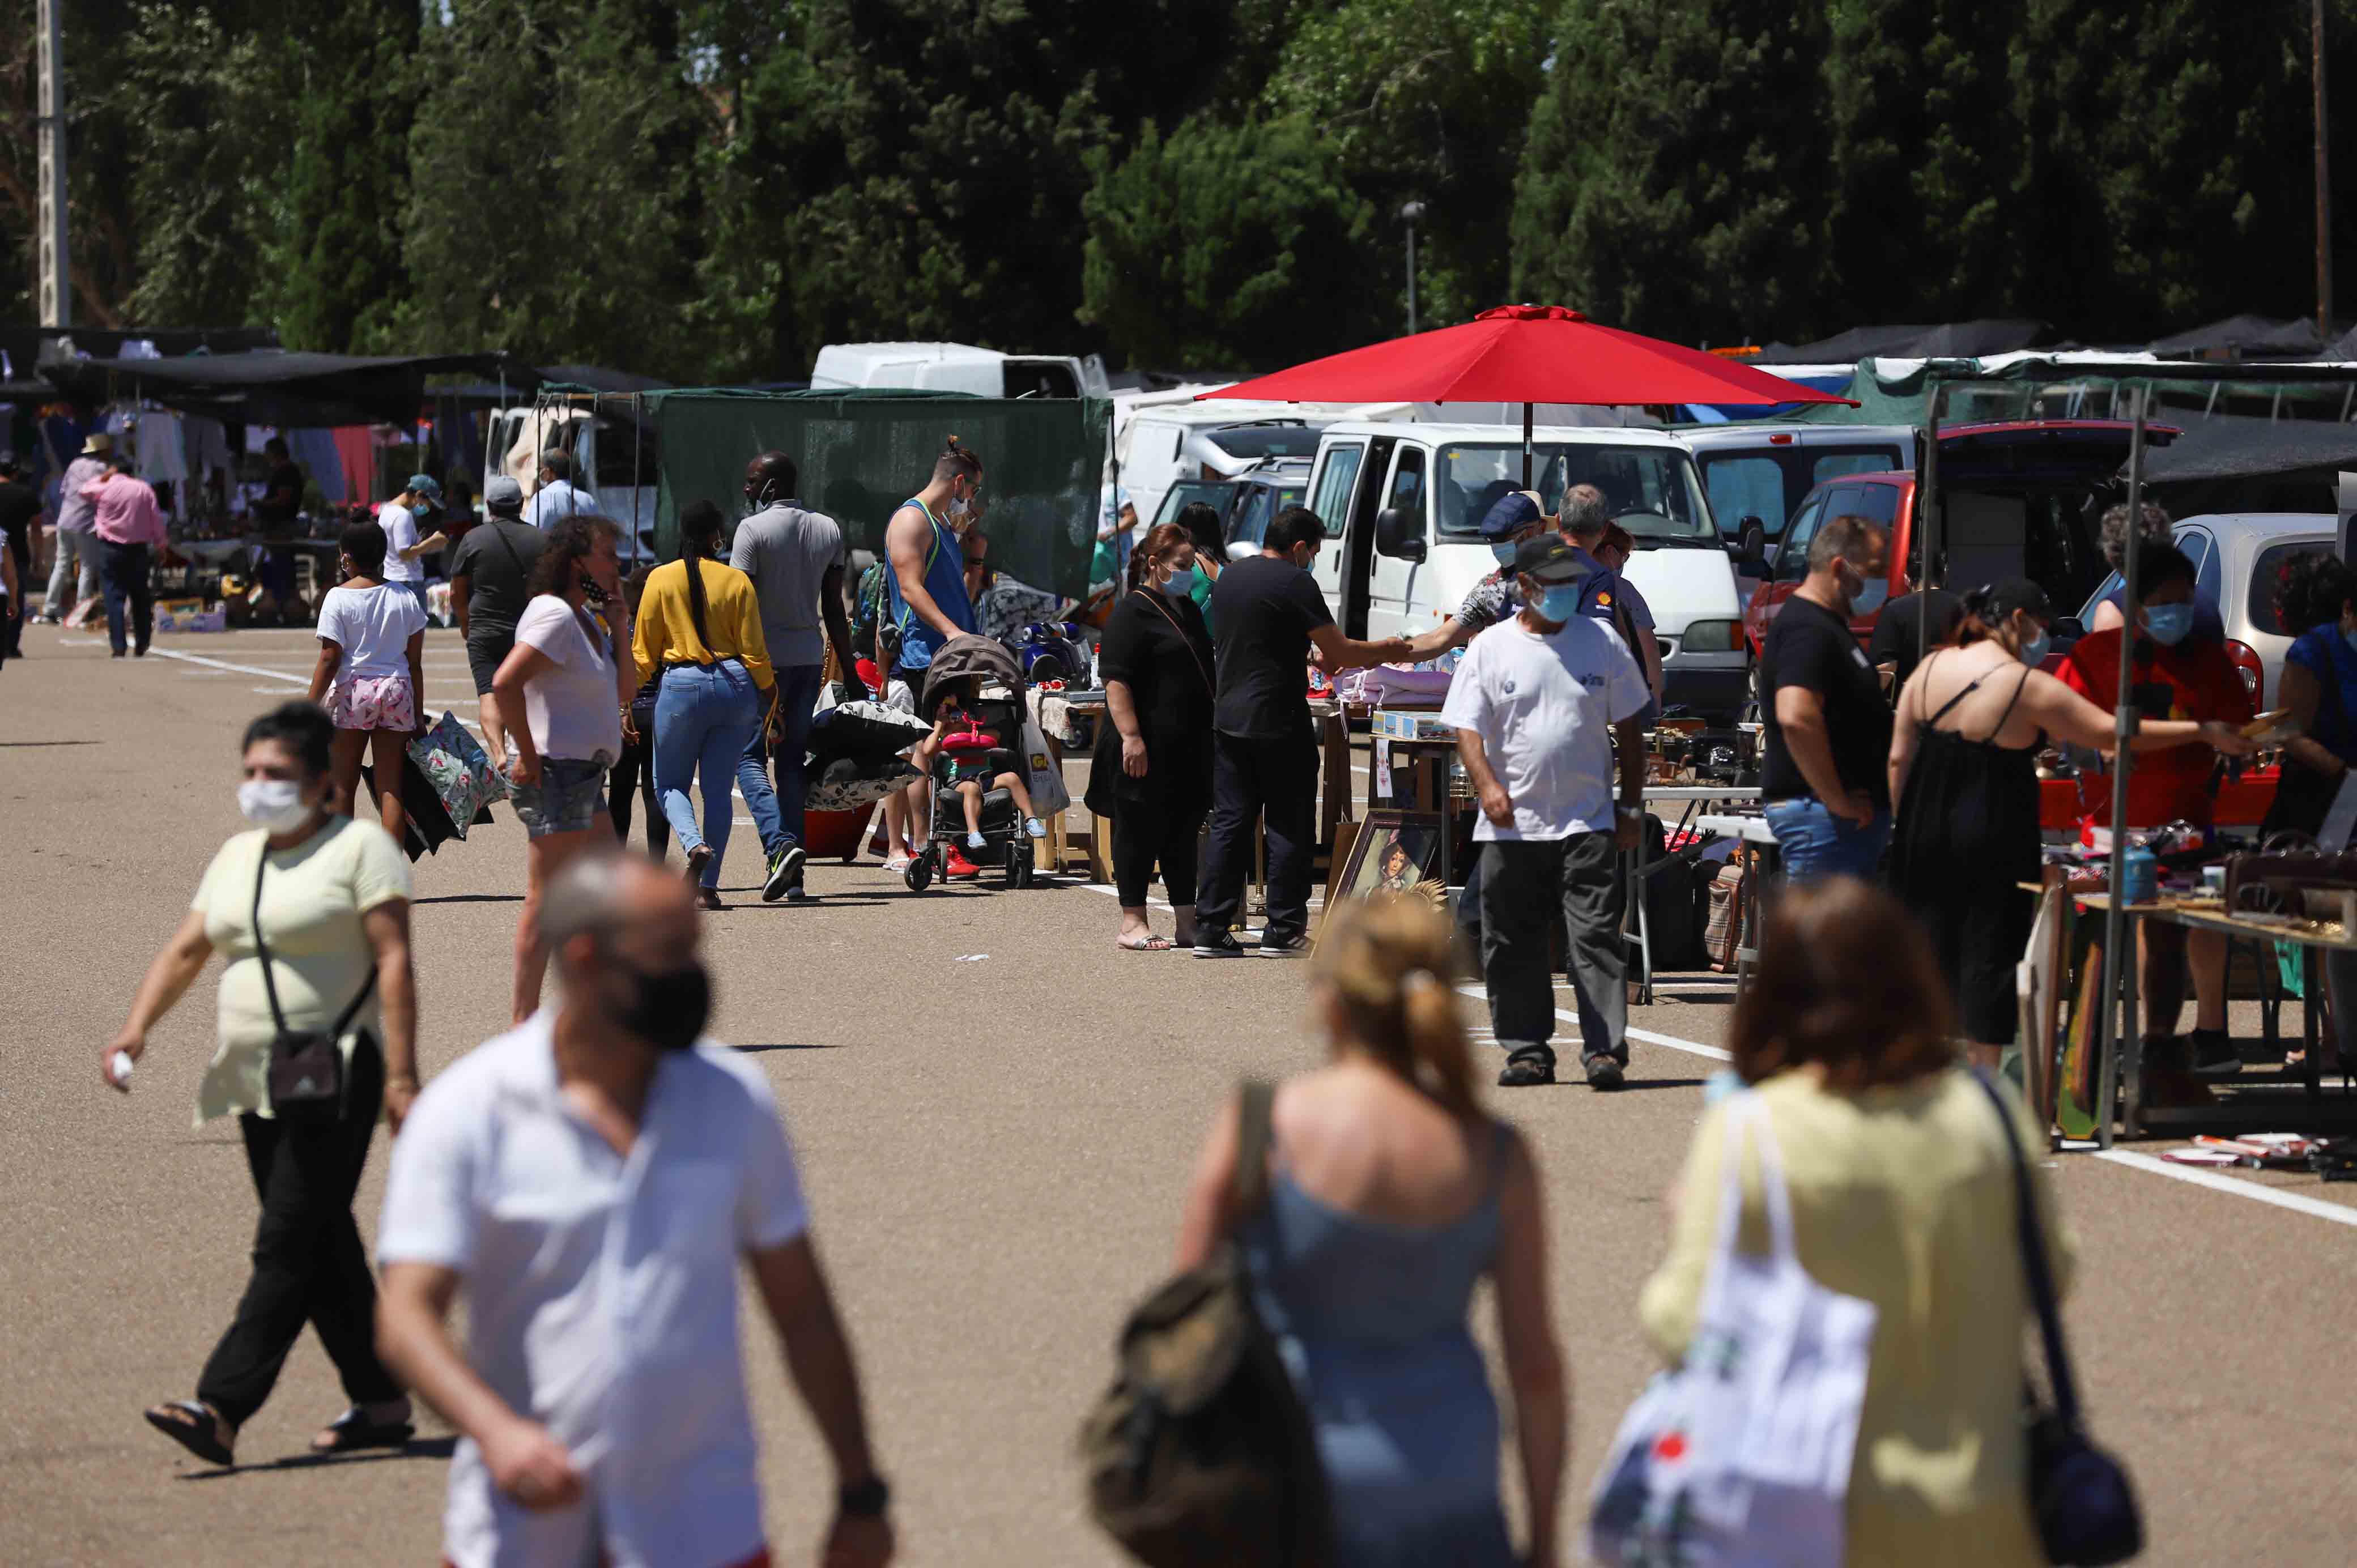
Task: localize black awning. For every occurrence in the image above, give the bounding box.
[39,351,542,427]
[2135,412,2357,484]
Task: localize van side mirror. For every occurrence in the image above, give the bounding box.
[1728,518,1767,570]
[2049,615,2086,642]
[1375,506,1425,561]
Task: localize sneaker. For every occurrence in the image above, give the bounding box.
[784,873,809,904]
[965,830,986,850]
[1581,1051,1626,1090]
[1024,816,1047,840]
[944,846,981,879]
[1259,931,1311,956]
[1194,930,1248,958]
[2189,1028,2241,1080]
[1498,1049,1556,1088]
[762,842,806,903]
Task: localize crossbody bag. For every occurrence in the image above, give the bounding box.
[252,838,378,1123]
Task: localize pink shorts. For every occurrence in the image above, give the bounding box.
[329,674,416,731]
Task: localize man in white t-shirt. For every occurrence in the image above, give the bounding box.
[377,473,450,612]
[1440,535,1649,1090]
[377,854,895,1568]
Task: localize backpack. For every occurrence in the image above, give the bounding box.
[1079,1081,1330,1568]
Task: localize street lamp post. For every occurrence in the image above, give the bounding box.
[1401,201,1426,336]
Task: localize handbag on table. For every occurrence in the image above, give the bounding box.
[252,838,377,1123]
[1588,1093,1878,1567]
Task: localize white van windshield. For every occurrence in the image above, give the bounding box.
[1435,444,1715,543]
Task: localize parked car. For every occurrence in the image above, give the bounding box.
[1741,421,2183,679]
[2073,513,2337,710]
[1150,457,1313,560]
[1305,420,1749,718]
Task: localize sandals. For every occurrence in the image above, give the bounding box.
[1117,935,1175,952]
[312,1405,415,1455]
[144,1399,235,1467]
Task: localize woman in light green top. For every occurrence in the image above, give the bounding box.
[101,702,420,1469]
[1638,878,2073,1568]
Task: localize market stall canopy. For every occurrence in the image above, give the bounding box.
[2146,314,2333,359]
[2135,413,2357,484]
[1748,319,2047,365]
[38,351,542,428]
[1,325,276,377]
[1201,306,1858,408]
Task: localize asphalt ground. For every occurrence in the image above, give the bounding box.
[5,620,2354,1566]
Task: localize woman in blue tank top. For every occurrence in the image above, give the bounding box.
[883,438,983,686]
[1171,897,1569,1567]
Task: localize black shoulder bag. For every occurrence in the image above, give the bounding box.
[1973,1072,2143,1566]
[253,838,377,1123]
[1079,1080,1330,1567]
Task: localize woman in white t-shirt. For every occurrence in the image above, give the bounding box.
[307,521,428,845]
[490,514,635,1021]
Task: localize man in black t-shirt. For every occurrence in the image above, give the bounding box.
[1195,506,1411,958]
[1759,514,1893,884]
[252,437,307,614]
[0,451,40,657]
[446,475,548,768]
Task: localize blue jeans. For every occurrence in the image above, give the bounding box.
[654,662,762,887]
[1763,798,1891,885]
[737,663,825,857]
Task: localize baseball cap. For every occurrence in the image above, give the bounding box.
[1964,577,2051,622]
[1514,534,1590,583]
[407,473,445,508]
[1477,489,1551,542]
[483,475,525,513]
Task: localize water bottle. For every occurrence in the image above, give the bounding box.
[2121,843,2159,905]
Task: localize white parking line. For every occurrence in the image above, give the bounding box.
[149,649,309,688]
[2093,1149,2357,1229]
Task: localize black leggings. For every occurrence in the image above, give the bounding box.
[608,735,669,858]
[195,1037,403,1428]
[1112,800,1205,907]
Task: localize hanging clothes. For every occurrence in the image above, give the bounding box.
[333,427,379,508]
[288,428,347,504]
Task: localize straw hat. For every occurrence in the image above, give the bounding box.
[81,431,114,456]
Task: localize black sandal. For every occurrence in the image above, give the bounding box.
[144,1399,235,1467]
[311,1405,415,1455]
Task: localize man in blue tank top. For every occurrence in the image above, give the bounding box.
[884,438,984,700]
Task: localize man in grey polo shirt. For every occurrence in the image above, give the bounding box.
[731,450,865,902]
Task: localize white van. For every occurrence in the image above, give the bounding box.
[1673,423,1918,547]
[809,342,1111,399]
[1305,422,1750,718]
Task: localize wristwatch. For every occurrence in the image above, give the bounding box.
[838,1475,892,1518]
[1615,804,1644,821]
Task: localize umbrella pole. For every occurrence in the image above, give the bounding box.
[1522,403,1534,491]
[2095,384,2150,1148]
[1918,390,1941,673]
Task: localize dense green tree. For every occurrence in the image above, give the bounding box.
[1511,0,1829,342]
[1078,115,1385,369]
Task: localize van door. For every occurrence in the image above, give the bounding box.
[1335,435,1397,638]
[1308,442,1366,603]
[1365,445,1427,641]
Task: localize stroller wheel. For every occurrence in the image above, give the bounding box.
[905,847,935,893]
[1002,841,1026,888]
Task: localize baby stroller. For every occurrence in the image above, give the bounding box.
[904,633,1038,893]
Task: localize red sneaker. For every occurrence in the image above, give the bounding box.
[944,846,982,879]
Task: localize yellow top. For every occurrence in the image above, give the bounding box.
[1638,1067,2074,1568]
[632,556,775,691]
[189,818,411,1126]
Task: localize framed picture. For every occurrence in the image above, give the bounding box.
[1318,809,1450,950]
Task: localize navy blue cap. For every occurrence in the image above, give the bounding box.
[1478,490,1547,541]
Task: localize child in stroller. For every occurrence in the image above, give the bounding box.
[934,683,1048,850]
[900,671,1047,892]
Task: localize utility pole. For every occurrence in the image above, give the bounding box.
[36,0,70,328]
[2317,0,2333,337]
[1401,201,1426,336]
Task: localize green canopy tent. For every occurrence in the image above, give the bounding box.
[628,387,1111,600]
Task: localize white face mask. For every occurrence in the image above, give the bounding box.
[239,778,313,832]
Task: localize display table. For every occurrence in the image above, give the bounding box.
[2070,890,2357,1141]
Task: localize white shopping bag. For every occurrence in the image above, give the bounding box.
[1020,714,1072,817]
[1588,1094,1878,1567]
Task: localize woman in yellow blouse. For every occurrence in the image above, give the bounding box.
[632,499,774,909]
[1637,877,2073,1568]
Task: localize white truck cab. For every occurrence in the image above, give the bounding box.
[810,342,1111,399]
[1304,421,1749,718]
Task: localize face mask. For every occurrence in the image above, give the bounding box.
[1491,542,1520,567]
[1849,577,1890,615]
[2143,602,2194,646]
[578,574,611,606]
[2017,629,2052,667]
[239,778,313,832]
[1163,565,1193,594]
[1535,583,1583,623]
[611,957,712,1053]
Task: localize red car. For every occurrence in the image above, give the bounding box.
[1740,420,2183,660]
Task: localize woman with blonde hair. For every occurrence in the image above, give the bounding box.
[1640,877,2073,1567]
[1173,896,1568,1566]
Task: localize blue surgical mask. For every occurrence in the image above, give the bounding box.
[1850,578,1890,615]
[1491,542,1520,567]
[2017,630,2051,667]
[2143,602,2195,646]
[1535,583,1583,623]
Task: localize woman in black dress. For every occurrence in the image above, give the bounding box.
[1088,521,1216,950]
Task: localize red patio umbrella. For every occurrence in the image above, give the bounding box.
[1198,304,1856,483]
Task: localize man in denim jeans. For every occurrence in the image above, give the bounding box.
[731,450,865,903]
[1759,514,1893,883]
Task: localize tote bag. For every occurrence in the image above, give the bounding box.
[1589,1095,1879,1567]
